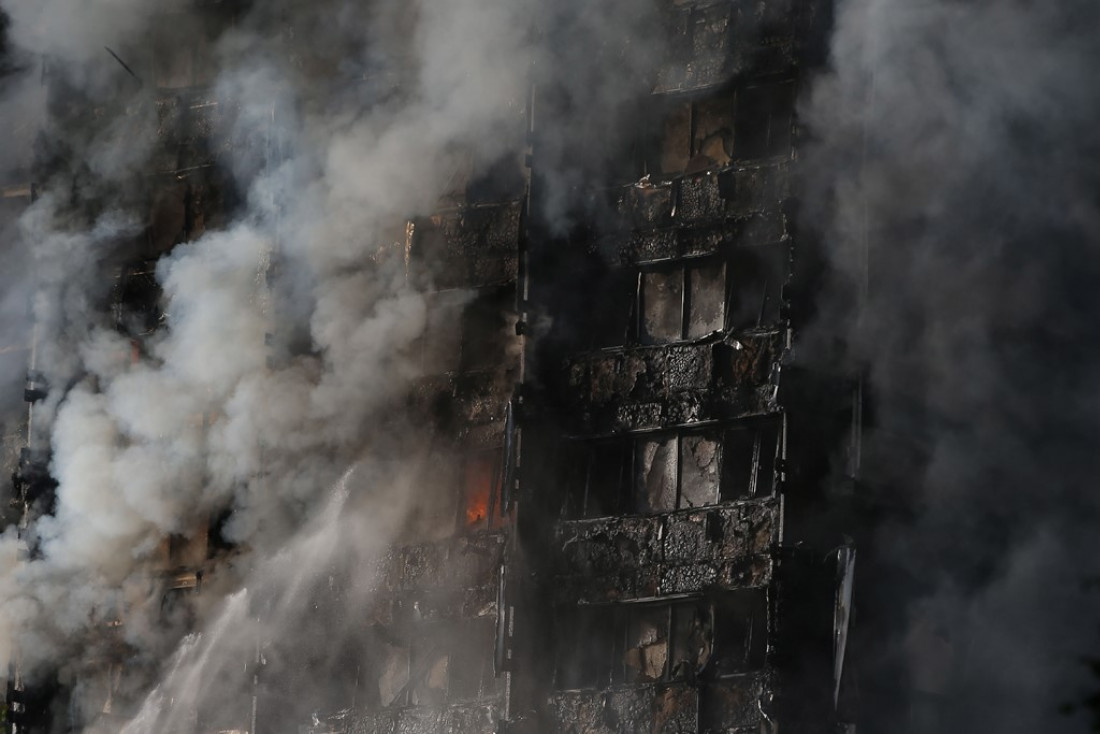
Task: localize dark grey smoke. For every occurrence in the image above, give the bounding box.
[802,0,1100,731]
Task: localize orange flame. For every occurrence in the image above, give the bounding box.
[466,486,489,526]
[463,456,496,527]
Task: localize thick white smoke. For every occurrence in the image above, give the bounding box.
[0,0,533,728]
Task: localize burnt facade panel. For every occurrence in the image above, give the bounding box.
[558,332,783,434]
[554,501,778,604]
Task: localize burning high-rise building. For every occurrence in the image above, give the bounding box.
[0,0,853,731]
[3,0,1098,733]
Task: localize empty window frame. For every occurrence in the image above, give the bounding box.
[459,286,514,373]
[640,260,727,344]
[416,290,466,373]
[554,607,615,689]
[711,589,769,675]
[635,432,723,513]
[720,421,780,502]
[414,287,514,375]
[668,601,714,679]
[410,636,449,707]
[691,91,735,170]
[724,243,788,332]
[376,638,412,708]
[545,94,651,186]
[553,594,766,690]
[643,80,798,171]
[588,244,788,349]
[554,605,671,689]
[651,100,693,177]
[375,619,498,709]
[113,259,163,337]
[447,620,498,702]
[559,439,632,519]
[584,270,637,349]
[733,81,796,161]
[621,605,672,683]
[559,421,779,519]
[644,90,736,177]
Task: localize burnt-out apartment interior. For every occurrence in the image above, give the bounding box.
[1,0,907,732]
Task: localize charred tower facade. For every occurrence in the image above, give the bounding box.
[517,0,850,733]
[2,0,863,732]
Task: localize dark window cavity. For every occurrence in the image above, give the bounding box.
[559,420,779,519]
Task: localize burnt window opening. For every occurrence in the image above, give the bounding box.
[691,90,735,171]
[724,243,789,332]
[410,637,449,707]
[447,620,498,702]
[641,269,684,344]
[538,94,651,188]
[637,435,679,512]
[376,638,412,708]
[459,286,513,373]
[554,608,615,689]
[554,597,758,690]
[583,246,787,350]
[621,605,671,684]
[711,588,769,675]
[415,290,466,374]
[559,423,778,519]
[553,605,671,688]
[633,432,722,513]
[373,620,496,709]
[733,81,796,161]
[647,100,693,178]
[679,433,723,509]
[460,449,506,533]
[588,83,739,183]
[669,602,714,679]
[583,271,637,350]
[720,421,780,502]
[165,529,207,570]
[112,259,163,338]
[559,439,631,519]
[413,287,514,375]
[640,260,727,344]
[160,585,199,629]
[641,87,746,178]
[687,260,728,337]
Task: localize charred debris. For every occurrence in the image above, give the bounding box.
[1,0,885,732]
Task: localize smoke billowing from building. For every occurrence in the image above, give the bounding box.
[0,0,532,727]
[0,0,1097,732]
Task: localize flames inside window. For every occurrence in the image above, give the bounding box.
[461,450,504,531]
